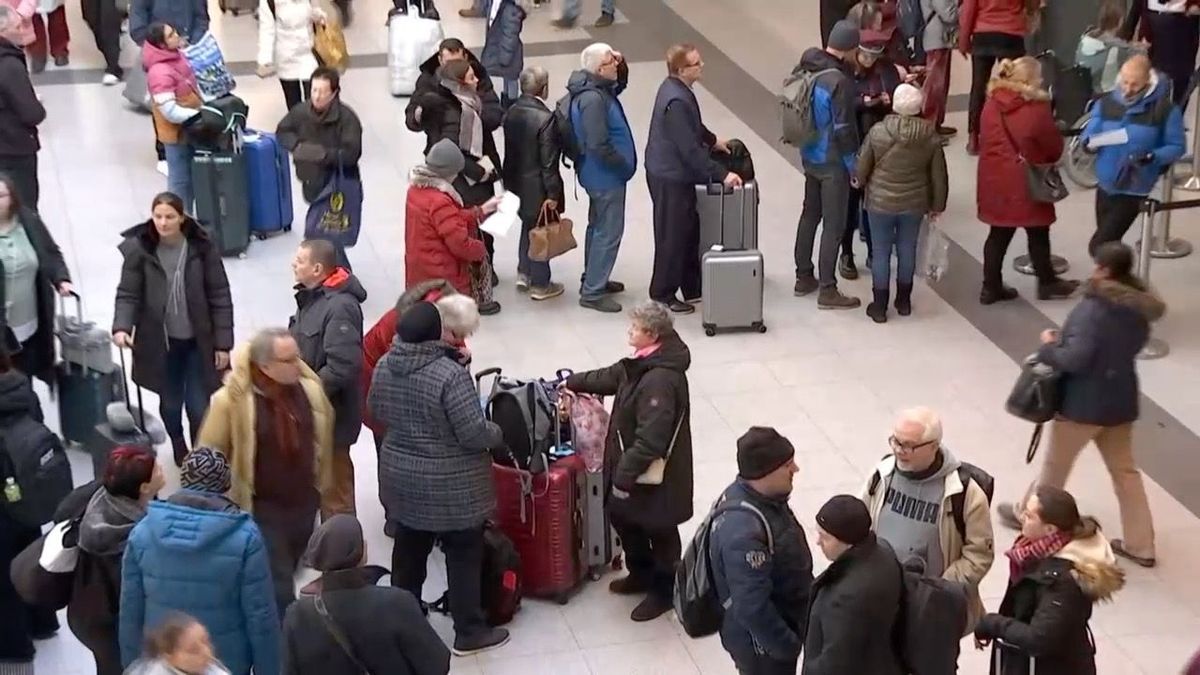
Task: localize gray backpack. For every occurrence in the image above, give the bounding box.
[778,67,838,147]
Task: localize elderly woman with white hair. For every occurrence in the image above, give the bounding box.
[854,82,949,323]
[563,301,693,622]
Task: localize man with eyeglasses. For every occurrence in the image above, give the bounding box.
[644,43,742,315]
[859,407,995,636]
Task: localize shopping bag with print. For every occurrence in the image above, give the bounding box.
[304,164,363,248]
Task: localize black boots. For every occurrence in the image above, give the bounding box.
[171,436,189,467]
[866,289,889,323]
[895,283,913,316]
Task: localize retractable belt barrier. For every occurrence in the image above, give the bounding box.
[1133,194,1200,360]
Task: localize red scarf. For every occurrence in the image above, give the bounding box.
[1006,530,1072,580]
[252,366,302,460]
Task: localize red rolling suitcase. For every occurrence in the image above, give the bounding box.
[492,455,585,603]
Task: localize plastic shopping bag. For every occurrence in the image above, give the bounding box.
[916,218,950,281]
[183,33,237,101]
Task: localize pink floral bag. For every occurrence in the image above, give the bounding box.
[559,390,609,472]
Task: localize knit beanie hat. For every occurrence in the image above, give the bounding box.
[397,301,443,343]
[892,83,924,117]
[736,427,796,479]
[816,495,872,546]
[180,446,232,494]
[425,138,465,180]
[827,20,861,52]
[303,514,365,572]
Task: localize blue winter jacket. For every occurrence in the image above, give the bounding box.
[119,491,280,675]
[1081,72,1186,197]
[129,0,210,45]
[480,0,525,81]
[566,66,638,192]
[796,48,859,174]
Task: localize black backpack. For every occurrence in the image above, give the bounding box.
[895,557,970,675]
[867,457,994,540]
[674,499,772,638]
[430,523,522,626]
[0,416,73,529]
[553,91,584,166]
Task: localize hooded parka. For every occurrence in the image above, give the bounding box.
[977,84,1063,227]
[856,114,949,215]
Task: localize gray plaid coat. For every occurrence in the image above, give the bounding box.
[368,340,502,532]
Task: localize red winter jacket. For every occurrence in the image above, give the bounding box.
[959,0,1030,47]
[404,179,488,294]
[977,86,1063,228]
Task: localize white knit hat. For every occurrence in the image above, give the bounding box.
[892,83,924,117]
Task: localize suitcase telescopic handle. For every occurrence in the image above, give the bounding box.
[116,345,148,434]
[57,290,83,322]
[475,367,502,394]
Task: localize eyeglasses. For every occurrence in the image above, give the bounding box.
[888,435,936,452]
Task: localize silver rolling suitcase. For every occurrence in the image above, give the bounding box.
[697,180,758,257]
[578,470,623,578]
[700,183,766,337]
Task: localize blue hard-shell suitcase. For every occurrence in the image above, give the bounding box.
[244,130,294,239]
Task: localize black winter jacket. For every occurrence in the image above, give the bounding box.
[802,533,904,675]
[480,0,525,81]
[975,533,1125,675]
[113,218,234,395]
[502,95,564,219]
[564,330,694,529]
[710,479,813,663]
[0,40,45,157]
[405,49,500,140]
[1,208,70,386]
[282,566,450,675]
[1037,278,1165,427]
[290,270,366,447]
[644,75,726,184]
[275,96,363,203]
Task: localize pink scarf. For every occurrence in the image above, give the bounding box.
[633,343,662,359]
[1006,530,1072,580]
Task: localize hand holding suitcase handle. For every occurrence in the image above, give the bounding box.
[116,345,148,434]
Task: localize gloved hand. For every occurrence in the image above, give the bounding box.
[1135,151,1156,166]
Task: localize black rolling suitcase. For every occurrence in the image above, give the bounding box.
[54,292,122,446]
[193,150,252,258]
[86,348,157,478]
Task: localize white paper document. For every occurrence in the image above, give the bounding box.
[480,191,521,238]
[1087,128,1129,148]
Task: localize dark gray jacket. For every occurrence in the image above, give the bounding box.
[501,94,564,220]
[856,114,949,215]
[1037,278,1166,427]
[644,75,725,184]
[710,480,813,664]
[480,0,525,81]
[368,341,501,532]
[0,40,44,157]
[275,97,363,203]
[290,271,367,447]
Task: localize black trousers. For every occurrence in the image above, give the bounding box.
[611,513,681,599]
[840,186,873,259]
[983,225,1055,289]
[0,511,59,663]
[254,501,317,620]
[1148,11,1200,108]
[795,167,850,288]
[648,175,702,303]
[391,522,487,639]
[1091,189,1143,256]
[968,33,1026,134]
[0,154,39,210]
[734,654,799,675]
[80,0,122,77]
[280,78,312,112]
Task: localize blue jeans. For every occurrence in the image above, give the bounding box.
[160,338,210,442]
[517,210,551,287]
[581,185,626,300]
[163,142,194,213]
[867,211,923,290]
[562,0,614,19]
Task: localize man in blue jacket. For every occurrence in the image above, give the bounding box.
[794,20,862,310]
[119,447,280,675]
[710,427,813,675]
[1082,54,1186,256]
[644,43,742,314]
[566,42,637,313]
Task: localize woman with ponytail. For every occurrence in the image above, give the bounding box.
[976,55,1079,305]
[975,486,1124,675]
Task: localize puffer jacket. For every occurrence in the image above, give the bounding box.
[119,490,279,675]
[856,114,949,215]
[0,0,36,46]
[256,0,323,82]
[976,531,1125,675]
[1082,71,1185,197]
[480,0,526,81]
[142,40,202,144]
[1037,278,1165,427]
[403,169,488,294]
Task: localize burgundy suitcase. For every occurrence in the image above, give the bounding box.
[492,455,585,603]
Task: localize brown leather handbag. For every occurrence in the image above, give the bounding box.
[528,202,577,262]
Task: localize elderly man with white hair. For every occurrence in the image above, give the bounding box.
[0,4,46,209]
[563,41,635,313]
[859,406,995,635]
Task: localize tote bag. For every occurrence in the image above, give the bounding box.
[528,202,576,262]
[305,164,363,248]
[183,33,237,101]
[313,21,350,73]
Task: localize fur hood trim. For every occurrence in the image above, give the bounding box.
[989,78,1052,103]
[409,166,464,205]
[1087,278,1166,322]
[1054,532,1126,602]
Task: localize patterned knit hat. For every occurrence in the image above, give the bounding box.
[180,446,232,494]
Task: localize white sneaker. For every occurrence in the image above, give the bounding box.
[156,160,169,176]
[515,274,530,292]
[101,73,120,86]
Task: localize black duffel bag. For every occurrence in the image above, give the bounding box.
[713,138,755,181]
[184,93,249,152]
[1005,355,1061,463]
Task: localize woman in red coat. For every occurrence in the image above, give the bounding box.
[404,138,501,313]
[977,55,1078,305]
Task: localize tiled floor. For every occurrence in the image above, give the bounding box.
[20,0,1200,672]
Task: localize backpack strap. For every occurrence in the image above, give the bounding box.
[311,595,374,674]
[712,500,774,554]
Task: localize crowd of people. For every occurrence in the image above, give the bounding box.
[0,0,1192,673]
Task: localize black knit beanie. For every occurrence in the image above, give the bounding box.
[816,495,872,546]
[397,301,442,343]
[736,426,796,479]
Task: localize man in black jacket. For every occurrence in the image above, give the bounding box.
[289,239,366,521]
[404,38,500,153]
[710,427,813,675]
[644,44,741,314]
[503,66,566,301]
[0,8,47,209]
[803,495,904,675]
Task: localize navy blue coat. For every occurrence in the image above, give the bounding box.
[565,65,637,192]
[1038,278,1166,427]
[795,48,859,173]
[480,0,525,81]
[644,76,725,184]
[1082,73,1186,197]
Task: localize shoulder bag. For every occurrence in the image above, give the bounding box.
[312,595,374,674]
[1004,355,1062,463]
[527,202,577,262]
[997,110,1069,203]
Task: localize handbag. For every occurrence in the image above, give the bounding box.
[1005,355,1061,463]
[997,111,1069,203]
[619,409,686,486]
[305,159,364,248]
[313,20,350,73]
[527,202,577,262]
[311,595,374,674]
[468,255,495,305]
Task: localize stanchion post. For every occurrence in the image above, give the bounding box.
[1136,200,1170,360]
[1152,166,1194,258]
[1176,97,1200,191]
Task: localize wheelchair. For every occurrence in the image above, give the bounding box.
[1035,50,1100,189]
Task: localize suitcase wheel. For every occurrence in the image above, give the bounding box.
[755,323,767,334]
[555,591,570,605]
[255,233,268,241]
[283,225,292,232]
[704,325,716,337]
[238,252,248,259]
[612,554,623,571]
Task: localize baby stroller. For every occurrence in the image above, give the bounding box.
[1038,49,1101,189]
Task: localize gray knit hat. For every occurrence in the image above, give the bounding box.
[425,138,465,179]
[180,446,232,494]
[828,20,861,52]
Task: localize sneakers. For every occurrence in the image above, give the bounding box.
[793,275,819,296]
[156,160,170,176]
[601,280,625,294]
[478,301,502,315]
[665,298,695,314]
[53,54,69,67]
[608,575,652,595]
[683,295,702,305]
[580,296,621,313]
[817,287,861,310]
[515,274,530,292]
[452,627,510,656]
[594,11,614,26]
[551,16,577,28]
[630,594,673,622]
[866,289,888,323]
[838,253,858,280]
[979,285,1019,305]
[101,72,121,86]
[529,282,564,301]
[894,283,913,316]
[1036,278,1080,300]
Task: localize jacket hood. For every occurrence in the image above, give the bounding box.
[420,48,483,76]
[876,446,961,485]
[397,279,457,314]
[880,113,939,145]
[1087,278,1166,322]
[1115,70,1167,112]
[798,47,848,74]
[566,68,619,95]
[625,330,691,375]
[167,488,241,514]
[1053,531,1126,601]
[79,489,148,556]
[381,340,451,377]
[119,217,209,254]
[322,268,368,303]
[141,41,185,70]
[0,370,40,418]
[989,83,1052,113]
[142,499,254,553]
[225,342,325,399]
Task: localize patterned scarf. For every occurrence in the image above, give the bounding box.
[251,366,302,460]
[1006,530,1073,580]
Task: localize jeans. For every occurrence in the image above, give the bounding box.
[163,142,194,213]
[255,501,318,619]
[867,211,923,290]
[611,513,680,600]
[580,185,626,300]
[517,209,552,287]
[0,154,38,210]
[561,0,613,19]
[391,523,487,639]
[982,225,1055,289]
[795,167,850,288]
[648,176,701,302]
[159,338,210,443]
[280,79,312,111]
[1090,188,1143,255]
